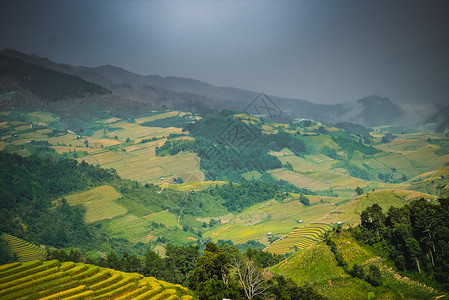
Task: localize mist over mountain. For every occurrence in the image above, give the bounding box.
[425,104,449,133]
[1,49,413,128]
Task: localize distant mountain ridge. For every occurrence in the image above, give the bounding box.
[425,104,449,132]
[0,49,405,127]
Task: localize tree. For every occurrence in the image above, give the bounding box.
[366,264,382,286]
[349,264,365,279]
[355,186,363,195]
[174,177,184,184]
[165,244,199,284]
[142,249,165,278]
[196,275,241,300]
[232,258,270,299]
[381,133,395,143]
[361,204,385,239]
[187,242,230,290]
[0,240,16,264]
[299,193,310,206]
[284,162,293,171]
[106,251,121,270]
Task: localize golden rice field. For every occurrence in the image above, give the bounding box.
[203,196,336,245]
[0,260,194,300]
[164,181,227,192]
[64,185,127,223]
[1,234,46,262]
[96,151,204,184]
[135,111,185,124]
[375,136,436,152]
[312,189,438,225]
[264,224,331,255]
[91,121,182,142]
[268,169,330,191]
[0,141,8,151]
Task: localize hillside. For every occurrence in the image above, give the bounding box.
[1,109,448,253]
[425,104,449,133]
[0,259,194,299]
[0,105,449,298]
[273,232,443,299]
[0,53,110,102]
[0,49,407,127]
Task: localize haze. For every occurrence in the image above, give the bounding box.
[1,0,448,106]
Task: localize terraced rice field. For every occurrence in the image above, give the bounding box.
[402,148,444,171]
[144,210,179,227]
[91,121,183,142]
[0,260,194,300]
[135,111,185,124]
[264,224,332,255]
[100,214,152,244]
[375,136,433,152]
[163,181,227,192]
[103,152,204,184]
[64,185,127,223]
[269,169,329,191]
[1,234,46,262]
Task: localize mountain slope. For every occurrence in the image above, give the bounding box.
[273,232,443,299]
[425,104,449,133]
[1,49,405,126]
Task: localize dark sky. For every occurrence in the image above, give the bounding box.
[1,0,448,106]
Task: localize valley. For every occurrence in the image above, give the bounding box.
[1,109,447,253]
[1,51,449,299]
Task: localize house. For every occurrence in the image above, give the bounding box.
[266,232,272,236]
[297,220,303,223]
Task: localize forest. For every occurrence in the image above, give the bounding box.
[352,198,449,291]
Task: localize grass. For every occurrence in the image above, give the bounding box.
[273,231,443,299]
[242,170,263,180]
[0,260,194,299]
[64,185,127,223]
[1,233,46,262]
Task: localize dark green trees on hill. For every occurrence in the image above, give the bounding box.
[178,111,307,181]
[0,152,118,249]
[354,198,449,291]
[0,54,110,101]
